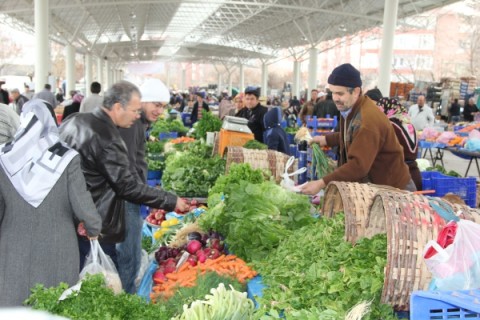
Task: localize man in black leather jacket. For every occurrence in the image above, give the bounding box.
[59,80,188,268]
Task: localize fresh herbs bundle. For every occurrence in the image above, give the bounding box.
[193,110,223,140]
[252,214,397,320]
[162,142,225,197]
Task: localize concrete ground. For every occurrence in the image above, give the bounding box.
[419,147,480,179]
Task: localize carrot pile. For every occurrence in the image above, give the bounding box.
[447,136,465,146]
[170,136,195,144]
[458,123,480,133]
[151,254,257,301]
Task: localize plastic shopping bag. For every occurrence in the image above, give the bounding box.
[79,239,123,294]
[280,156,307,192]
[137,260,158,302]
[423,219,480,291]
[59,240,123,300]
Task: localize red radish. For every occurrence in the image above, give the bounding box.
[197,253,207,263]
[190,199,198,206]
[186,240,202,254]
[164,263,176,274]
[209,238,224,251]
[187,255,198,266]
[155,211,164,220]
[161,257,176,266]
[153,270,167,283]
[205,248,221,259]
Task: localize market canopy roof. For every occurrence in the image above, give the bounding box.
[0,0,461,65]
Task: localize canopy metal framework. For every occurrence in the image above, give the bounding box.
[1,0,461,65]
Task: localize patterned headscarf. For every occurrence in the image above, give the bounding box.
[376,97,411,124]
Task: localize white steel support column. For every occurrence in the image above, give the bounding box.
[65,44,76,97]
[35,0,49,92]
[378,0,399,97]
[293,60,301,99]
[96,58,103,87]
[239,64,245,93]
[85,53,93,97]
[228,73,233,96]
[181,68,186,91]
[307,48,318,100]
[261,63,268,97]
[166,64,171,88]
[105,59,112,88]
[217,73,222,95]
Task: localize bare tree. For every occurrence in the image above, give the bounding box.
[0,30,24,75]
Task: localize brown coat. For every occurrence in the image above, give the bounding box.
[324,96,410,189]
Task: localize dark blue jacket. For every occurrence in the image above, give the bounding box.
[263,107,289,154]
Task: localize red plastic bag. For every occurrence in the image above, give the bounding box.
[424,220,480,290]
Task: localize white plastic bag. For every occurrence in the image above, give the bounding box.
[280,156,307,192]
[423,219,480,291]
[79,240,123,294]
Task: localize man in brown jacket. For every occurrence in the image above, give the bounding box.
[300,63,415,195]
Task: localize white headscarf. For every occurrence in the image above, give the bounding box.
[0,99,78,208]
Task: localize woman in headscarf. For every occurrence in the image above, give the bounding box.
[0,99,102,306]
[377,97,422,190]
[62,93,84,121]
[263,106,289,154]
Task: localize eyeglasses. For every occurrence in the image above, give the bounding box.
[127,108,142,115]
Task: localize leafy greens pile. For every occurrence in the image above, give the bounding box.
[193,110,223,140]
[150,118,188,137]
[208,163,267,197]
[252,214,397,320]
[25,274,170,320]
[162,142,225,197]
[200,179,314,262]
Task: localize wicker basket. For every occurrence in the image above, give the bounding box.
[225,146,297,183]
[366,191,480,311]
[322,182,403,243]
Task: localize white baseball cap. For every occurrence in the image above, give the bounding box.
[140,78,170,103]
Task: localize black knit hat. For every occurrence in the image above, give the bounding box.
[244,86,260,98]
[327,63,362,88]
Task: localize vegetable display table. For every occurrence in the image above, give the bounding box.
[446,147,480,177]
[418,140,446,167]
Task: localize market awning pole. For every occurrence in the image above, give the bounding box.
[66,44,75,96]
[85,53,92,97]
[378,0,399,97]
[293,60,301,99]
[34,0,49,92]
[307,48,318,100]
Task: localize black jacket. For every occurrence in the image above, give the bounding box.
[247,103,268,143]
[191,101,210,124]
[118,113,149,184]
[59,108,177,243]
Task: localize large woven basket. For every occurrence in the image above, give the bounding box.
[225,146,297,183]
[366,191,480,311]
[322,182,403,243]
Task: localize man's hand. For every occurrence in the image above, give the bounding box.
[298,179,326,195]
[310,135,326,146]
[175,197,190,213]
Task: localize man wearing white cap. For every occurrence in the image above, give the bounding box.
[116,78,174,293]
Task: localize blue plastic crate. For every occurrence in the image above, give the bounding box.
[169,132,178,139]
[147,179,160,187]
[289,144,298,157]
[421,171,477,207]
[410,290,480,319]
[147,170,162,180]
